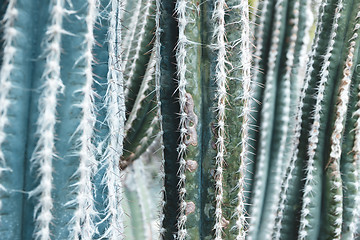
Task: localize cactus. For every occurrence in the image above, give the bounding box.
[158,0,360,239]
[0,0,159,239]
[1,0,360,239]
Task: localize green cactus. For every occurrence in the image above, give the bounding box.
[1,0,360,239]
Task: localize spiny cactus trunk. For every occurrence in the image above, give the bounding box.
[0,0,160,239]
[159,0,251,239]
[279,1,360,239]
[247,0,313,238]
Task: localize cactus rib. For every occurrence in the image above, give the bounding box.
[235,1,252,239]
[99,0,126,238]
[29,1,66,239]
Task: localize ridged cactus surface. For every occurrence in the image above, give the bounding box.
[1,0,360,239]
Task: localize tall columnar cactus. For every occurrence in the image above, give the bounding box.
[273,0,360,239]
[158,0,252,239]
[1,0,360,239]
[0,0,159,239]
[157,0,313,239]
[158,0,360,239]
[247,0,314,238]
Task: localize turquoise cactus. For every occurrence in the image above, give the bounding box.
[1,0,360,239]
[0,0,159,239]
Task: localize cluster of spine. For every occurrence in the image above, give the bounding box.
[67,0,100,239]
[174,1,189,238]
[0,0,17,211]
[235,1,252,239]
[29,1,66,239]
[212,1,227,239]
[99,0,125,239]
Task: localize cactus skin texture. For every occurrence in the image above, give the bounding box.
[2,0,360,239]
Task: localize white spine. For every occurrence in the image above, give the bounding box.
[67,0,100,239]
[235,1,252,239]
[175,0,189,239]
[30,1,66,239]
[213,1,227,239]
[118,0,128,22]
[0,0,18,212]
[299,1,343,239]
[100,0,125,239]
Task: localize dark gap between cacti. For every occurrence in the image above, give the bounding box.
[159,0,180,238]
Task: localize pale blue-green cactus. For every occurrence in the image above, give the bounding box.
[0,0,159,239]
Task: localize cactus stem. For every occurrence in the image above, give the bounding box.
[352,81,360,238]
[121,0,142,74]
[326,12,360,239]
[251,0,270,82]
[345,10,360,239]
[174,0,189,238]
[99,0,126,239]
[263,1,300,238]
[273,0,318,237]
[212,0,227,239]
[234,1,252,239]
[67,0,101,239]
[29,1,66,239]
[124,51,156,137]
[133,159,152,239]
[123,0,153,99]
[154,0,166,236]
[248,0,285,237]
[299,0,343,238]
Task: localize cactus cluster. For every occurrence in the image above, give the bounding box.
[0,0,159,239]
[1,0,360,239]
